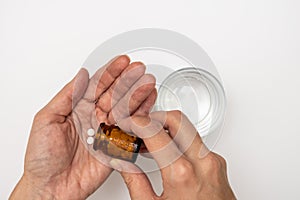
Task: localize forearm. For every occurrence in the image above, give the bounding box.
[10,175,55,200]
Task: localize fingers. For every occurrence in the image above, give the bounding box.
[162,159,202,200]
[43,68,89,121]
[118,116,182,168]
[96,62,146,113]
[117,111,234,200]
[109,159,157,200]
[134,89,157,116]
[119,110,204,165]
[108,74,156,124]
[120,171,157,200]
[84,55,130,101]
[150,110,204,159]
[118,114,202,199]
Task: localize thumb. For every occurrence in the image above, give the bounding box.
[43,68,89,117]
[110,159,157,200]
[121,171,157,200]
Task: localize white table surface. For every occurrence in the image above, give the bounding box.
[1,0,300,199]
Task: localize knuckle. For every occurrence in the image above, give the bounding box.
[34,110,44,121]
[168,110,183,123]
[168,110,189,121]
[132,116,151,127]
[33,109,52,127]
[200,153,229,184]
[167,110,188,128]
[131,116,163,138]
[204,153,222,170]
[215,153,227,167]
[172,159,194,183]
[123,175,134,187]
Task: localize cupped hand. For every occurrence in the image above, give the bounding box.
[116,111,236,200]
[10,55,157,200]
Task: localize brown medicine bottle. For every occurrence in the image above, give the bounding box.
[93,123,142,163]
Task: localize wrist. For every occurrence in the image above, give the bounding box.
[10,175,56,200]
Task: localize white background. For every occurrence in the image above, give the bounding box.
[1,0,300,199]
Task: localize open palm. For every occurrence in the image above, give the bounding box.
[14,56,156,200]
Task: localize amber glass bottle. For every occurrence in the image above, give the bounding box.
[93,123,142,163]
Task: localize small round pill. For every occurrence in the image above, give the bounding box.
[87,128,95,136]
[86,137,94,145]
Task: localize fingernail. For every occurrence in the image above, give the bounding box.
[110,159,123,171]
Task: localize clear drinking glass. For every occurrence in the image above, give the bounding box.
[155,67,226,137]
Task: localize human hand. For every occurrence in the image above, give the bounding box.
[10,55,157,200]
[115,111,236,200]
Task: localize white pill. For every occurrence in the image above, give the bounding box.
[87,128,95,136]
[86,137,94,145]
